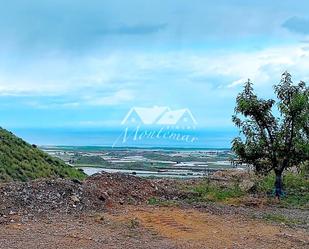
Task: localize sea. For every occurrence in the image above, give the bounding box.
[11,127,238,149]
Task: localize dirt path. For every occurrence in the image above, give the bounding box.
[0,206,308,249]
[0,213,177,249]
[118,206,309,249]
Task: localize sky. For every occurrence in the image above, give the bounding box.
[1,0,309,141]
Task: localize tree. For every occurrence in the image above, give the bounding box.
[232,72,309,198]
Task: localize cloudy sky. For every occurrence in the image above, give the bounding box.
[1,0,309,131]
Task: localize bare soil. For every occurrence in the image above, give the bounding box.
[1,205,308,249]
[1,172,308,248]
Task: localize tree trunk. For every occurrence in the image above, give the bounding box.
[274,171,283,199]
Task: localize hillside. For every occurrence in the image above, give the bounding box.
[0,127,86,182]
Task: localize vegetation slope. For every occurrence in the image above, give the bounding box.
[0,127,86,182]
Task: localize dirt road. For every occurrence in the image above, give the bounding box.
[1,206,308,249]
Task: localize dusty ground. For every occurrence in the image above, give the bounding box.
[1,205,308,249]
[1,172,308,248]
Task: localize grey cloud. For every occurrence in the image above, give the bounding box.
[1,0,309,55]
[0,1,169,53]
[282,16,309,35]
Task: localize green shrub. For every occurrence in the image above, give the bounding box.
[300,161,309,177]
[256,172,309,208]
[187,180,245,202]
[147,197,160,205]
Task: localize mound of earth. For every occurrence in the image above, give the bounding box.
[0,172,161,223]
[85,172,159,205]
[0,127,85,182]
[0,179,104,221]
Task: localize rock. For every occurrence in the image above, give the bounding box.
[239,179,255,192]
[70,195,80,203]
[107,189,113,195]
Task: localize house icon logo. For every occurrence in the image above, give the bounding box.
[121,106,197,129]
[112,106,199,147]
